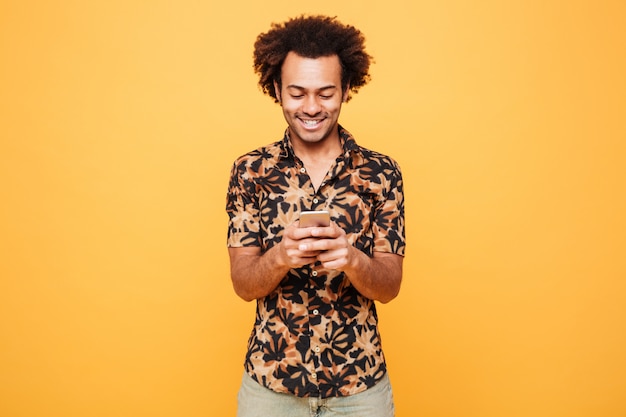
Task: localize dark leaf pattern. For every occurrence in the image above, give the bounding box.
[226,126,405,398]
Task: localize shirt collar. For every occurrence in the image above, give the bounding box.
[279,125,363,166]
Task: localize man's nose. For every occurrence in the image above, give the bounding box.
[302,95,322,115]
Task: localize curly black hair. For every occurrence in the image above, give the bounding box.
[253,15,373,103]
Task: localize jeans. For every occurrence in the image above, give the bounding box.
[237,372,395,417]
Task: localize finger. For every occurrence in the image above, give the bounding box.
[320,258,348,270]
[289,226,319,240]
[285,253,320,268]
[309,226,336,238]
[299,238,334,252]
[310,222,347,238]
[317,246,348,262]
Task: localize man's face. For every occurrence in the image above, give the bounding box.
[275,52,348,147]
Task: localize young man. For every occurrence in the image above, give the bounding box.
[226,15,405,417]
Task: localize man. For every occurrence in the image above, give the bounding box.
[226,15,405,417]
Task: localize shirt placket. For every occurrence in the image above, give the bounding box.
[295,154,350,395]
[295,160,329,394]
[307,266,323,390]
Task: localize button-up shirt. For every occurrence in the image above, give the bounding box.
[226,125,405,398]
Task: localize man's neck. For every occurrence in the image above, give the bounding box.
[289,130,342,162]
[289,128,343,191]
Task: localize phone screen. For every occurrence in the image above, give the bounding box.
[299,210,330,227]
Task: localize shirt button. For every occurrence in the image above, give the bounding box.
[313,198,319,204]
[300,167,306,173]
[312,309,319,315]
[311,270,318,277]
[311,373,317,379]
[314,346,321,353]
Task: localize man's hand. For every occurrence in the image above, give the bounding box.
[296,222,351,270]
[276,221,331,269]
[229,220,338,301]
[296,221,403,303]
[230,220,402,303]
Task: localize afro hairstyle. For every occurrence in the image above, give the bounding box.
[253,15,373,103]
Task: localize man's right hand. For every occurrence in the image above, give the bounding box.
[276,221,326,269]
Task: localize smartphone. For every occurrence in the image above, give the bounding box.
[299,210,330,228]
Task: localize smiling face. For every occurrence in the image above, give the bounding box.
[274,52,349,149]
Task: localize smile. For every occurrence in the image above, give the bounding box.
[300,118,324,128]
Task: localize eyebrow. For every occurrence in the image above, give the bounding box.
[286,84,337,92]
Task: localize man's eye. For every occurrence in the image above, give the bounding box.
[320,95,333,99]
[291,95,304,99]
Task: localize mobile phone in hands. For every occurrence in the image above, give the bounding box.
[299,210,330,228]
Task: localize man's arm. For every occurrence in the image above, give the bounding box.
[230,220,403,303]
[340,250,403,304]
[300,224,403,303]
[228,245,290,302]
[228,222,324,301]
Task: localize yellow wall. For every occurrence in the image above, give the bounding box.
[1,1,625,416]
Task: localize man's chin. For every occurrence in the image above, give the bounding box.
[291,130,326,144]
[290,125,337,145]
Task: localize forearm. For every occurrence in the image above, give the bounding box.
[229,245,291,302]
[342,249,403,303]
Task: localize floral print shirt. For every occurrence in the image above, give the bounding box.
[226,125,405,398]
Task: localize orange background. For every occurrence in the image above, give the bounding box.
[1,1,625,416]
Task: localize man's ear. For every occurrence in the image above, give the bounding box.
[342,84,350,102]
[273,80,281,103]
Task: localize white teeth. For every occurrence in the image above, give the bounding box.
[303,120,319,126]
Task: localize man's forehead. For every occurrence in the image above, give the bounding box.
[280,52,342,85]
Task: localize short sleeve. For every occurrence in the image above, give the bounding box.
[372,159,405,256]
[226,158,261,247]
